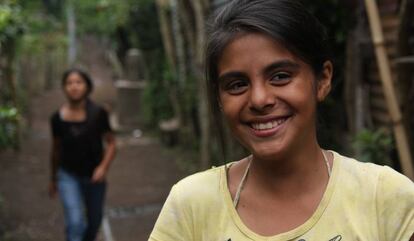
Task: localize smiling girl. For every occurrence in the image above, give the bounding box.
[149,0,414,240]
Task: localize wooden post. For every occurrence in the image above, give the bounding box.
[364,0,414,179]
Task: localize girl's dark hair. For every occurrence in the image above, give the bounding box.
[205,0,332,159]
[61,68,94,96]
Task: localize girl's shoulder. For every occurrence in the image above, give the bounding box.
[171,165,227,202]
[335,151,409,180]
[50,108,62,123]
[334,151,414,197]
[176,165,225,188]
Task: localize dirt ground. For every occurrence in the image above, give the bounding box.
[0,37,190,241]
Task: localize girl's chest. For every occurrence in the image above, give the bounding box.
[197,203,378,241]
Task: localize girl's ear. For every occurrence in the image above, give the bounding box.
[317,61,333,102]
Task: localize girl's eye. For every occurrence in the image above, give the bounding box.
[226,80,248,94]
[270,72,291,84]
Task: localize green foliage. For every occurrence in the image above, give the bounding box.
[0,1,24,47]
[0,0,65,56]
[17,2,67,55]
[142,61,175,127]
[0,0,66,117]
[74,0,140,36]
[126,1,163,50]
[352,128,394,166]
[0,106,19,150]
[304,0,355,47]
[42,0,64,18]
[123,1,172,129]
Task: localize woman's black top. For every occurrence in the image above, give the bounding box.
[50,100,112,177]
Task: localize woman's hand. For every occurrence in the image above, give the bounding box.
[48,181,58,198]
[91,165,108,183]
[91,132,116,183]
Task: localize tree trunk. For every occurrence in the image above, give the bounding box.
[156,0,177,71]
[2,39,20,149]
[168,0,185,127]
[170,0,187,89]
[2,40,17,108]
[178,0,196,62]
[66,0,77,65]
[156,0,212,169]
[189,0,211,169]
[155,0,182,125]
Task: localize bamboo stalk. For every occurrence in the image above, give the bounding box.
[364,0,414,179]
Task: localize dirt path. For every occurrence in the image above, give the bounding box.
[0,37,189,241]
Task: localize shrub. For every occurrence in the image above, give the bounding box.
[352,128,393,166]
[0,106,19,150]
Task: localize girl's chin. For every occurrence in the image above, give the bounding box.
[68,95,87,102]
[248,145,287,161]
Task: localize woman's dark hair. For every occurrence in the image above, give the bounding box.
[205,0,332,159]
[61,68,94,96]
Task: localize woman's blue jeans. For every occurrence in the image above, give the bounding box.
[57,168,106,241]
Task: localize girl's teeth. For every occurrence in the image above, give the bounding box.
[252,118,287,130]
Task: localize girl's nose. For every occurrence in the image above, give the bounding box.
[249,82,276,112]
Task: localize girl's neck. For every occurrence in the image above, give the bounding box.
[67,99,87,110]
[249,142,328,195]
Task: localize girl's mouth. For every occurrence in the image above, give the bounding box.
[250,117,289,130]
[249,116,291,137]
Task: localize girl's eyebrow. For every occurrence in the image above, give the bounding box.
[263,60,300,75]
[217,71,247,83]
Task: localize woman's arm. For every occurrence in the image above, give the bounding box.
[91,132,116,183]
[49,137,61,198]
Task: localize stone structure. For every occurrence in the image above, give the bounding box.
[115,48,147,129]
[125,48,146,82]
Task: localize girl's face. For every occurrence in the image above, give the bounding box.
[217,33,332,161]
[64,72,89,102]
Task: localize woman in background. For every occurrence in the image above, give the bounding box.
[149,0,414,240]
[49,68,116,241]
